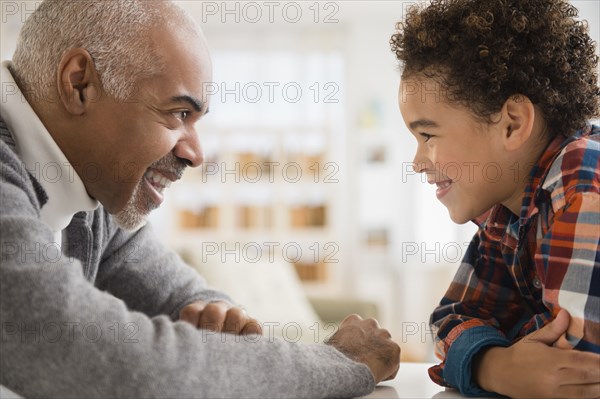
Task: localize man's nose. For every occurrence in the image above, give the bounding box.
[173,126,204,168]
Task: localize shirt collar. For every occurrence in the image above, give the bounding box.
[471,125,593,245]
[0,60,99,232]
[518,131,581,221]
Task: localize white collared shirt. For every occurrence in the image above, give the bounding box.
[0,60,99,245]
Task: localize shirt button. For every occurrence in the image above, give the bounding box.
[533,277,542,289]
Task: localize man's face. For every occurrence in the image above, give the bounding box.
[398,76,520,224]
[76,26,212,229]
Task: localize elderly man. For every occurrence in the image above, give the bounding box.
[0,1,400,398]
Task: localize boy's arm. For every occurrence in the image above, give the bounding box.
[531,190,599,352]
[435,187,600,397]
[475,189,600,398]
[474,310,600,399]
[428,231,529,396]
[523,132,600,353]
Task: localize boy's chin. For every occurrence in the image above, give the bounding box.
[446,208,473,225]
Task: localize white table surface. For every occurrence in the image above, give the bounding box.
[0,363,475,399]
[360,363,478,399]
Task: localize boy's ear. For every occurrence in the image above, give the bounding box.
[56,48,101,116]
[501,94,535,152]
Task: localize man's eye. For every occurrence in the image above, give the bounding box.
[174,111,190,121]
[420,133,434,142]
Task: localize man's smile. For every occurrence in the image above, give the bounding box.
[143,168,178,205]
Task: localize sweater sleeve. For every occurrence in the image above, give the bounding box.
[95,217,233,321]
[0,142,375,399]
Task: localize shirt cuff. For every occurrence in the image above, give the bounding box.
[443,325,510,397]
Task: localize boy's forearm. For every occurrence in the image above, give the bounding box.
[432,323,511,395]
[473,346,508,394]
[470,311,600,399]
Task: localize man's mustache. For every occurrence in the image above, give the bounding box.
[148,152,187,180]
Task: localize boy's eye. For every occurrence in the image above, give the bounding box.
[420,132,434,142]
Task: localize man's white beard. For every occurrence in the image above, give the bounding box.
[112,152,186,230]
[113,178,158,230]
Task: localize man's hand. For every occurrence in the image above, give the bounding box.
[179,301,263,335]
[325,314,401,384]
[474,310,600,398]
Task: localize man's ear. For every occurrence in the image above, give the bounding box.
[56,48,101,116]
[501,94,535,152]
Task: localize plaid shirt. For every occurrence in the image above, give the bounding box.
[429,125,600,396]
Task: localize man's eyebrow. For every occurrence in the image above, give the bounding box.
[170,95,203,112]
[409,119,439,130]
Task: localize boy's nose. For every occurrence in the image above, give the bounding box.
[412,161,428,173]
[412,152,433,173]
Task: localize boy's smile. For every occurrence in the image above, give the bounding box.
[398,75,546,224]
[431,178,453,200]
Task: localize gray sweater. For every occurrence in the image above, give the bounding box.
[0,119,375,398]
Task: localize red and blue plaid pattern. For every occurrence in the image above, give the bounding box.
[429,125,600,392]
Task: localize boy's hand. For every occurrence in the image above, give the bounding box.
[474,310,600,398]
[325,314,401,384]
[179,300,263,335]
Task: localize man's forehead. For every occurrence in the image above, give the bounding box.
[152,40,212,98]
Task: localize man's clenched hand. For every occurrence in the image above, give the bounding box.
[325,314,401,384]
[179,301,263,335]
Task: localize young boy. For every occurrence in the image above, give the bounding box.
[391,0,600,397]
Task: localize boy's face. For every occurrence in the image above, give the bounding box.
[398,75,524,224]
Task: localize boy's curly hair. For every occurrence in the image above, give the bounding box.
[390,0,599,139]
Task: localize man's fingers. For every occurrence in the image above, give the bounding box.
[377,328,392,339]
[526,309,570,345]
[383,362,400,381]
[556,383,600,399]
[241,320,263,335]
[179,303,204,326]
[364,318,380,329]
[198,302,228,331]
[340,314,363,326]
[222,307,248,334]
[325,316,401,384]
[180,301,262,336]
[211,306,263,336]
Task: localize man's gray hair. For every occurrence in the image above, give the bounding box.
[12,0,194,101]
